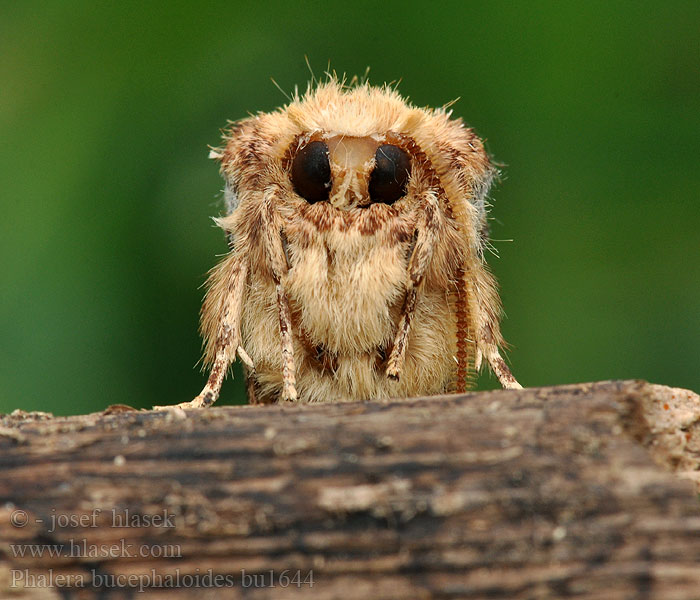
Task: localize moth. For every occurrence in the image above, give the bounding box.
[185,79,520,407]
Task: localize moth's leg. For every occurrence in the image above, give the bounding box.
[155,257,248,410]
[244,366,259,404]
[194,344,255,406]
[275,284,297,401]
[474,348,483,371]
[470,272,522,390]
[470,275,522,390]
[261,192,297,402]
[386,194,439,381]
[191,348,231,408]
[239,347,260,405]
[237,345,254,370]
[484,346,522,390]
[192,259,250,407]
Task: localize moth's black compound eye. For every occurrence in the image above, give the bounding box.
[291,140,332,203]
[369,144,411,204]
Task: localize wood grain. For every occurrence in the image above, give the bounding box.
[1,380,699,599]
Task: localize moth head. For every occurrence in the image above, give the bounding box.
[289,134,412,210]
[215,80,495,252]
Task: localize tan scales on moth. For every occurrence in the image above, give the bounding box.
[184,79,520,408]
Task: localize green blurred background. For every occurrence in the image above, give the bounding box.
[1,1,698,415]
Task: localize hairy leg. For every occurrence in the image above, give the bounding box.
[261,189,297,402]
[485,347,522,389]
[386,192,439,381]
[155,257,248,410]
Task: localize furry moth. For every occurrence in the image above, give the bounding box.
[184,79,520,407]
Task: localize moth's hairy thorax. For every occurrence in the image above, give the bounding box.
[240,200,457,402]
[285,209,411,354]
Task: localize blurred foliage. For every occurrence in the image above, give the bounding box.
[1,1,698,415]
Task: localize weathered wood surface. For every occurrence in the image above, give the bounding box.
[0,380,699,599]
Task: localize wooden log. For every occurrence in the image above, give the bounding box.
[0,380,699,599]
